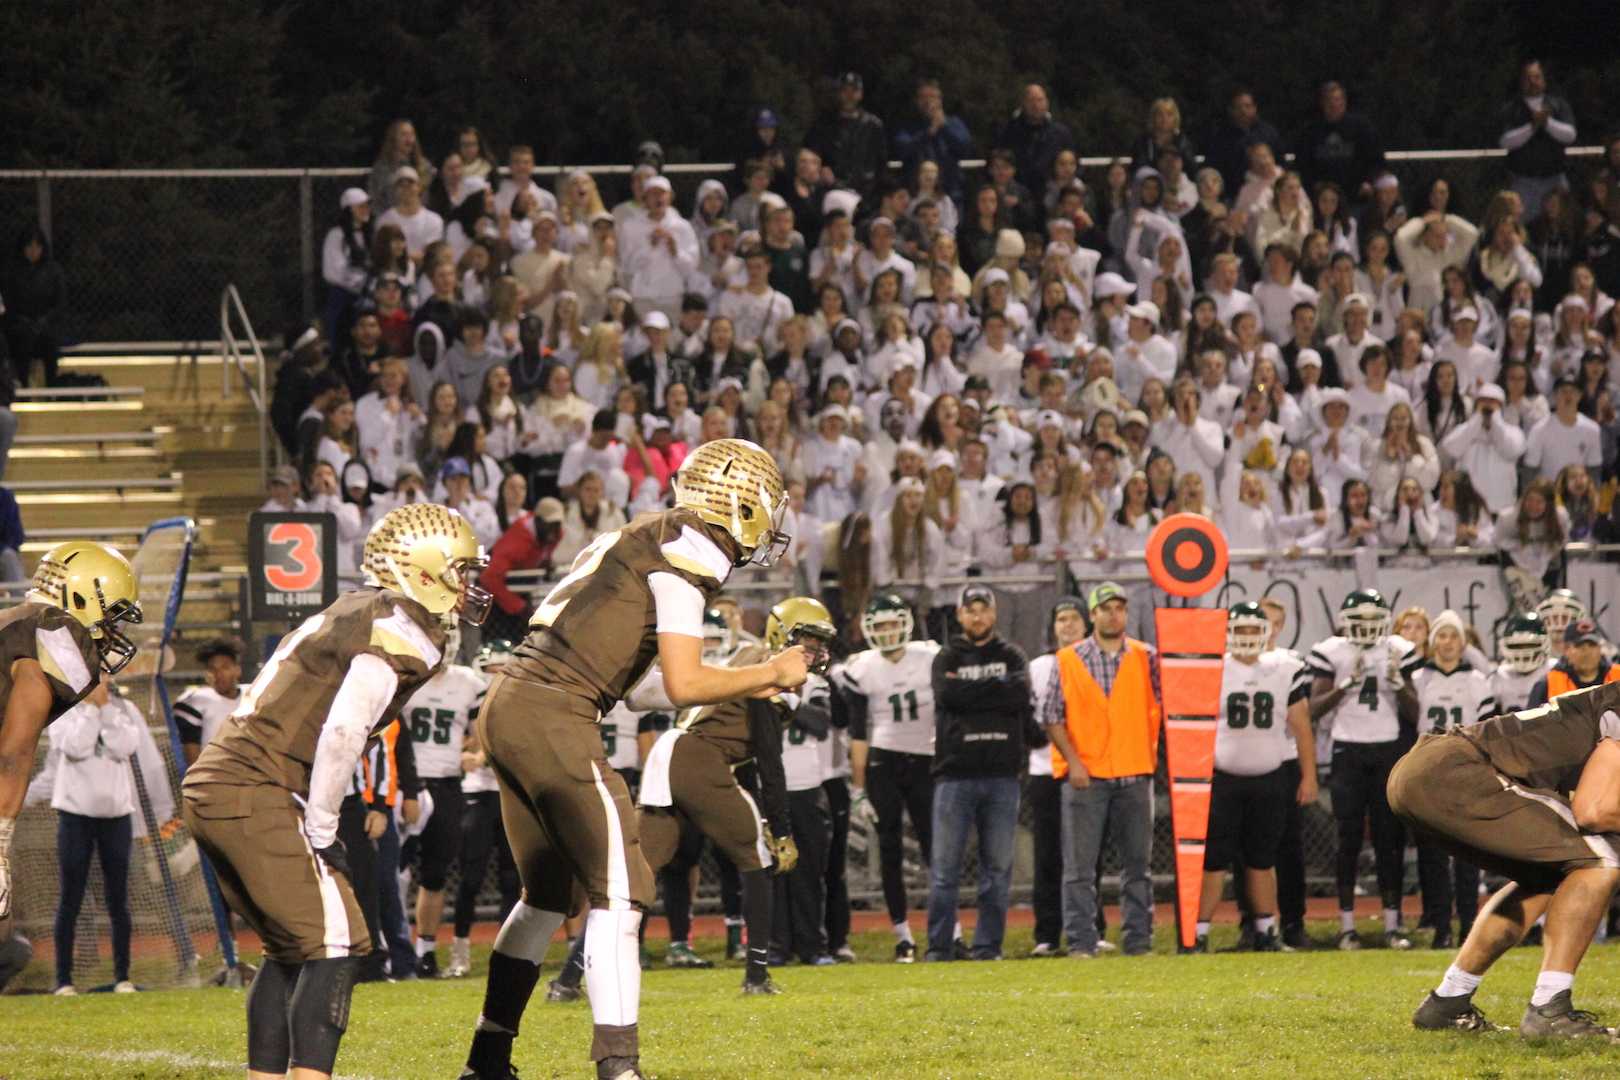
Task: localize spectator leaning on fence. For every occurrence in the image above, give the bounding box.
[1043,581,1163,957]
[925,584,1038,961]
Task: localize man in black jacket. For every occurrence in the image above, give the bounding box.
[924,585,1039,961]
[805,73,888,200]
[1293,81,1384,199]
[995,84,1074,192]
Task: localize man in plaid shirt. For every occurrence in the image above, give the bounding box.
[1042,582,1164,956]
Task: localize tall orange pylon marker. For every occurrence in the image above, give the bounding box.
[1145,514,1230,951]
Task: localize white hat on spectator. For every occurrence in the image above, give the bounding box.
[893,476,926,497]
[1122,409,1150,430]
[1475,384,1506,404]
[1036,409,1066,430]
[1296,348,1324,370]
[642,310,671,331]
[982,267,1011,287]
[817,404,850,426]
[928,449,958,471]
[1560,294,1589,312]
[643,175,673,195]
[869,215,896,232]
[1342,292,1371,312]
[895,438,925,458]
[1428,608,1466,647]
[1318,387,1350,409]
[534,209,560,226]
[641,414,673,440]
[1451,305,1480,324]
[890,354,919,372]
[1047,217,1076,234]
[994,229,1025,259]
[590,210,615,227]
[1507,307,1534,324]
[823,189,861,219]
[392,165,420,184]
[833,317,861,338]
[1045,241,1074,257]
[1374,173,1400,191]
[761,193,790,216]
[461,176,489,196]
[1125,301,1160,326]
[340,187,369,209]
[607,286,633,304]
[1094,272,1134,300]
[534,497,566,525]
[715,376,745,396]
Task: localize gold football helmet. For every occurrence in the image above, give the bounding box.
[765,596,836,673]
[363,503,491,623]
[28,541,143,674]
[672,438,790,566]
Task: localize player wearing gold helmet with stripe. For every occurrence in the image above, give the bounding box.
[462,438,811,1080]
[181,503,485,1080]
[0,540,142,921]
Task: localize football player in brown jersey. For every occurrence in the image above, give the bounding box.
[462,438,811,1080]
[1392,680,1620,1040]
[0,541,141,922]
[182,503,487,1080]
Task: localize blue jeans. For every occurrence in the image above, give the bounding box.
[55,811,132,987]
[925,776,1020,958]
[1061,776,1154,953]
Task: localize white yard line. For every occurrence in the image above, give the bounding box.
[0,1045,389,1080]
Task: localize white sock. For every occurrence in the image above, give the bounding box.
[1436,964,1483,998]
[1195,921,1210,937]
[453,935,469,949]
[415,935,436,957]
[893,922,914,945]
[1340,910,1356,933]
[584,908,643,1028]
[1384,908,1401,933]
[491,900,565,965]
[1255,915,1276,934]
[954,920,964,941]
[724,916,742,928]
[1531,970,1575,1007]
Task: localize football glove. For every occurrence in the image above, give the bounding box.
[0,853,10,920]
[313,841,351,881]
[766,830,799,875]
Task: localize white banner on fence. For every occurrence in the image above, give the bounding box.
[1211,558,1619,655]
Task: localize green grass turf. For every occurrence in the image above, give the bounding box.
[7,919,1620,1079]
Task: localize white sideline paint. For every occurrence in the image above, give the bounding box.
[0,1045,386,1080]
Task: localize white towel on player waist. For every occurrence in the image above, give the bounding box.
[638,728,684,807]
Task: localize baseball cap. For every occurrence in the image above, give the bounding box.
[1506,307,1534,324]
[1052,596,1085,619]
[894,476,926,497]
[839,72,863,89]
[868,215,896,232]
[715,376,745,396]
[394,461,424,483]
[642,310,671,331]
[1475,384,1505,404]
[392,165,420,184]
[959,583,996,609]
[642,175,672,195]
[1045,240,1074,257]
[1553,374,1581,393]
[534,496,566,525]
[755,107,781,129]
[1318,387,1350,408]
[440,457,472,480]
[590,210,615,227]
[641,414,673,440]
[1122,408,1150,429]
[1037,409,1065,430]
[1125,301,1160,325]
[833,317,862,338]
[1087,581,1127,611]
[1451,305,1480,324]
[1341,292,1371,311]
[339,187,369,210]
[1295,348,1324,370]
[1093,272,1134,300]
[928,448,958,471]
[1565,618,1604,646]
[269,464,300,487]
[982,267,1011,287]
[817,403,850,425]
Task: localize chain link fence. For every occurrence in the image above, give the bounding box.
[0,147,1587,345]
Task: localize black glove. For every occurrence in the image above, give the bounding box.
[313,841,351,880]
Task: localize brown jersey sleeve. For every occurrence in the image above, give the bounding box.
[0,603,102,718]
[360,593,450,706]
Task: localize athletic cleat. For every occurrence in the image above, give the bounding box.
[1252,929,1281,952]
[447,938,472,977]
[894,940,917,963]
[834,944,857,963]
[1282,925,1309,950]
[1336,929,1362,951]
[597,1055,644,1080]
[415,950,439,979]
[1029,942,1060,958]
[53,985,77,996]
[726,924,745,962]
[459,1065,521,1080]
[1094,939,1118,953]
[952,938,971,961]
[1386,929,1414,950]
[809,954,836,966]
[113,980,138,993]
[1177,936,1210,955]
[742,975,784,995]
[1413,991,1496,1032]
[1520,991,1618,1040]
[665,942,714,968]
[544,978,581,1003]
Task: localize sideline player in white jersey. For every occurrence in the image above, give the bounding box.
[449,641,519,978]
[1027,597,1087,956]
[774,639,835,966]
[1536,589,1586,661]
[1192,602,1316,952]
[1258,596,1315,948]
[1308,588,1421,950]
[1410,610,1499,949]
[1493,612,1552,714]
[840,593,942,961]
[173,637,243,765]
[402,634,487,977]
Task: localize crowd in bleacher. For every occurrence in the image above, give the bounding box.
[253,64,1620,657]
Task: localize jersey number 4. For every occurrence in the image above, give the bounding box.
[409,706,457,745]
[1226,690,1275,730]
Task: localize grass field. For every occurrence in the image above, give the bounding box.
[7,918,1620,1079]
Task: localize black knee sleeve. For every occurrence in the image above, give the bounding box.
[245,959,299,1074]
[288,956,359,1074]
